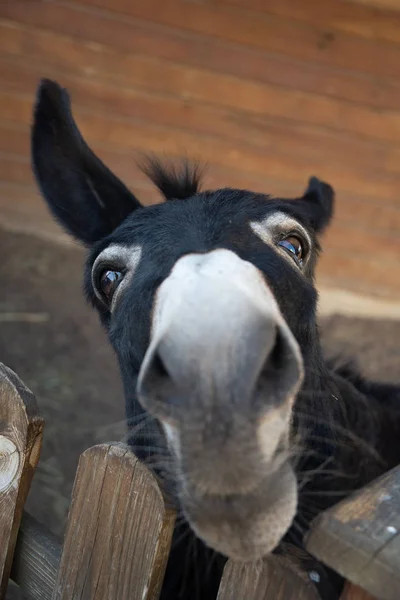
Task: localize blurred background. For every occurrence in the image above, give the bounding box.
[0,0,400,578]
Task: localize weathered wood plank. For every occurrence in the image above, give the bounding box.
[10,511,61,600]
[0,363,44,599]
[52,443,175,600]
[218,0,400,45]
[348,0,400,12]
[3,13,400,115]
[2,18,400,147]
[3,90,400,207]
[60,0,400,81]
[217,556,320,600]
[306,465,400,600]
[1,56,395,180]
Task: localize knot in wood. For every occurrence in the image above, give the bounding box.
[0,435,20,492]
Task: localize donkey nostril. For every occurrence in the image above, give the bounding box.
[260,324,303,407]
[140,344,175,398]
[137,340,186,418]
[151,350,171,381]
[268,329,286,369]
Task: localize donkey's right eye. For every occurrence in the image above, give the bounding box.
[99,269,123,301]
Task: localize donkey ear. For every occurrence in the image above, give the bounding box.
[301,176,334,234]
[31,79,141,245]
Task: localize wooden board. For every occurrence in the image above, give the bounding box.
[52,443,175,600]
[217,555,320,600]
[10,511,62,600]
[0,363,44,599]
[217,0,400,44]
[306,465,400,600]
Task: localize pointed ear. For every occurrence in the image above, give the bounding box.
[31,79,141,245]
[301,176,334,234]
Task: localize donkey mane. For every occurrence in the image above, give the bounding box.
[140,156,204,200]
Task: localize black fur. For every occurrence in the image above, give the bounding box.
[140,156,203,200]
[31,79,400,600]
[32,79,141,244]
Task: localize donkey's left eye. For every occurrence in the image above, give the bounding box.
[278,236,303,265]
[99,269,123,301]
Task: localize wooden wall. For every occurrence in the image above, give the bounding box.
[1,0,400,300]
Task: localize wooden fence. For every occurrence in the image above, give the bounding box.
[0,361,399,600]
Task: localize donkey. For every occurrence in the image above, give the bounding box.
[31,79,400,600]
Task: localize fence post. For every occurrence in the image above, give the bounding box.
[52,443,176,600]
[217,555,320,600]
[306,465,400,600]
[0,363,44,599]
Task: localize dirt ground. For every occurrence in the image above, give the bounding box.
[1,227,399,598]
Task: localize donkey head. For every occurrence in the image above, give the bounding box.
[32,80,334,561]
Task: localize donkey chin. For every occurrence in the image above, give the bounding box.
[179,452,298,562]
[137,249,304,562]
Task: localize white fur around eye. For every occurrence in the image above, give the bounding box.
[250,212,311,266]
[92,244,142,311]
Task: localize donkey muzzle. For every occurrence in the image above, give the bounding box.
[137,249,303,558]
[138,249,303,478]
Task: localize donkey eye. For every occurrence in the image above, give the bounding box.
[278,236,303,265]
[99,269,123,300]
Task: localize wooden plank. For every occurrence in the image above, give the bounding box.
[2,16,400,122]
[0,363,44,599]
[217,555,320,600]
[0,183,74,244]
[3,3,400,117]
[318,253,400,299]
[2,19,400,147]
[340,582,377,600]
[1,56,396,183]
[0,154,34,185]
[65,0,400,81]
[3,90,400,205]
[10,511,61,600]
[323,225,400,266]
[348,0,400,11]
[217,0,400,45]
[52,443,175,600]
[306,465,400,600]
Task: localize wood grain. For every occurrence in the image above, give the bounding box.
[0,363,44,599]
[306,465,400,600]
[0,1,400,299]
[348,0,400,12]
[10,511,61,600]
[217,0,400,45]
[1,55,395,179]
[56,0,400,80]
[52,443,175,600]
[217,556,320,600]
[2,19,400,147]
[3,12,400,114]
[2,89,400,206]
